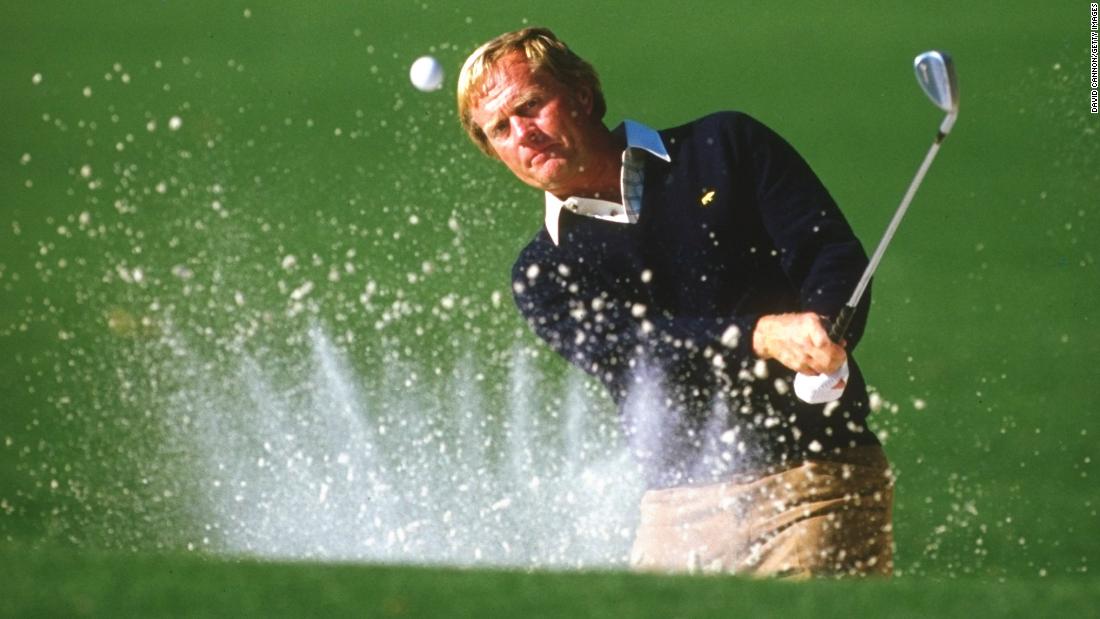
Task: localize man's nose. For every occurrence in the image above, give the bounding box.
[511,116,540,145]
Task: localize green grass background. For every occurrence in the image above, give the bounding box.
[1,0,1098,614]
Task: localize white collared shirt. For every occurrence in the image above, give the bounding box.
[543,120,671,245]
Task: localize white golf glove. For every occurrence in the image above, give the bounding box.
[793,361,849,404]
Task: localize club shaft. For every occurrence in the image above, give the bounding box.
[845,133,945,309]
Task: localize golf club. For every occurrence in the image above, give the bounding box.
[794,50,960,404]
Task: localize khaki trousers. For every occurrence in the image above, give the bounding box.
[629,446,893,578]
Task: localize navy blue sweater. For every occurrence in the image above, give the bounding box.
[512,112,878,488]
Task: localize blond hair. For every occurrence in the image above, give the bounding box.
[457,27,606,157]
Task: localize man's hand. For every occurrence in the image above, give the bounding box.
[752,313,847,375]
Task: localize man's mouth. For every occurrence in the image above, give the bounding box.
[529,146,558,168]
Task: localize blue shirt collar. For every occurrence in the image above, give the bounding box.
[620,119,671,162]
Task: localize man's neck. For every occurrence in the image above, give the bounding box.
[549,125,624,203]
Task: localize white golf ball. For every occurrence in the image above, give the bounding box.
[409,55,444,92]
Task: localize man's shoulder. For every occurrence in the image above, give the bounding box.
[511,228,557,274]
[656,111,772,154]
[659,111,761,134]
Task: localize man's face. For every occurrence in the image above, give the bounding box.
[469,53,597,197]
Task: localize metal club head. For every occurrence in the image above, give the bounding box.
[914,50,959,136]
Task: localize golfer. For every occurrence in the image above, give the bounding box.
[457,27,893,578]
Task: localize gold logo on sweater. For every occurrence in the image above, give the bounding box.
[700,189,716,206]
